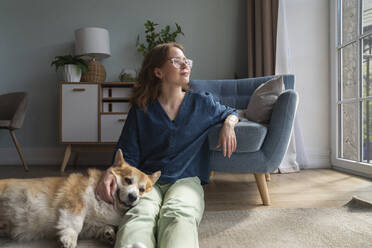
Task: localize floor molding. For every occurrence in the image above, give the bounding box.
[333,165,372,180]
[303,149,331,169]
[0,147,332,169]
[0,147,113,166]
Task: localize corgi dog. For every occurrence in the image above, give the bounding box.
[0,149,160,248]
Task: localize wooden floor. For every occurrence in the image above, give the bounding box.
[0,165,371,211]
[204,169,372,210]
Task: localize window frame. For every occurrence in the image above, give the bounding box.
[331,0,372,178]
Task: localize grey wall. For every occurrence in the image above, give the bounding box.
[0,0,247,165]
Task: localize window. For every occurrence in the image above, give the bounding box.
[331,0,372,177]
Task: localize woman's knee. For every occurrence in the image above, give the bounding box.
[159,177,205,224]
[159,201,204,226]
[127,203,160,218]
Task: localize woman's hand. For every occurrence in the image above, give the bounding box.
[216,121,237,158]
[95,168,117,204]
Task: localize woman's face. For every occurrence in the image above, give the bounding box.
[154,47,192,88]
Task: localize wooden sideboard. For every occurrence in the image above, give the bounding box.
[59,81,135,172]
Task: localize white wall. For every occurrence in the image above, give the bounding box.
[286,0,331,168]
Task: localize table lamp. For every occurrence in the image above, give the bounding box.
[75,27,111,82]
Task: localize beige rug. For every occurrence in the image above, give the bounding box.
[1,197,371,248]
[199,196,372,248]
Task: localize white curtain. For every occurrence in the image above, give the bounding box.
[275,0,309,173]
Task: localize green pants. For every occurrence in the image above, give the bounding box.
[114,176,205,248]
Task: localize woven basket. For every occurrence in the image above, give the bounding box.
[81,60,106,82]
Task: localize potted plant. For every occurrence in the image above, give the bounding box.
[51,55,88,82]
[136,20,184,57]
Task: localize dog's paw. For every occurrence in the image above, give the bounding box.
[123,242,147,248]
[101,225,116,245]
[58,235,78,248]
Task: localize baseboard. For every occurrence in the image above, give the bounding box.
[333,165,372,180]
[0,147,332,169]
[0,147,113,166]
[0,148,62,165]
[303,148,331,169]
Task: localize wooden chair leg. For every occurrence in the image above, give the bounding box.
[9,130,29,172]
[254,173,271,206]
[209,170,214,180]
[265,173,271,181]
[60,144,72,172]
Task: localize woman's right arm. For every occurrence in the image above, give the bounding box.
[95,168,117,204]
[95,106,140,204]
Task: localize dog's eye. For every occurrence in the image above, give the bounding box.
[139,188,145,193]
[125,178,132,185]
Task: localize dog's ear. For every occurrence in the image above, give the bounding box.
[150,171,161,184]
[114,149,126,168]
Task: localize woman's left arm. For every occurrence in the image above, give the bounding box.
[216,114,239,158]
[202,91,239,158]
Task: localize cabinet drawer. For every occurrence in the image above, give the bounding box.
[102,102,131,113]
[101,114,127,142]
[102,87,133,98]
[61,84,98,142]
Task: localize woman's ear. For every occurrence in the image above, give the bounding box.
[154,67,163,79]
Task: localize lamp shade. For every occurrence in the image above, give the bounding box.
[75,27,111,59]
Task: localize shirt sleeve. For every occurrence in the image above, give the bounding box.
[203,91,238,125]
[112,106,140,167]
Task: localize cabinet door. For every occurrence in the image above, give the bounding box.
[61,84,98,142]
[101,114,127,142]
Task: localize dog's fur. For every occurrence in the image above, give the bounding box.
[0,149,160,248]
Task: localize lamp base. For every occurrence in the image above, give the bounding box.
[81,59,106,83]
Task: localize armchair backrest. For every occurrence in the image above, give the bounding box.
[0,92,28,129]
[189,74,294,109]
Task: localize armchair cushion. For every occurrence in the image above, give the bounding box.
[208,120,268,153]
[243,76,284,124]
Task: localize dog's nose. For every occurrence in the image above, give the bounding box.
[128,193,137,202]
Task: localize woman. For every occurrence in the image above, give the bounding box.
[96,42,239,248]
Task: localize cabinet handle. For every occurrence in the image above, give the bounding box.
[118,118,126,122]
[73,88,86,92]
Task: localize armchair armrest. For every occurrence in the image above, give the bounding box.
[262,89,298,171]
[208,120,268,153]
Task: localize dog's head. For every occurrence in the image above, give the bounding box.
[110,149,161,210]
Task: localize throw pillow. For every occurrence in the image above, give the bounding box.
[236,109,249,122]
[243,76,285,124]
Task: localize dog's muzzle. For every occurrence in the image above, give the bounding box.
[116,190,134,208]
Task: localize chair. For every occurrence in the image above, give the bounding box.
[189,74,298,205]
[0,92,29,171]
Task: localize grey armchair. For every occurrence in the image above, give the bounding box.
[0,92,29,171]
[189,74,298,205]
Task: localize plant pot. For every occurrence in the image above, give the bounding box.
[80,60,106,83]
[63,64,82,82]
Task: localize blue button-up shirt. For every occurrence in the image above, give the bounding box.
[113,90,237,184]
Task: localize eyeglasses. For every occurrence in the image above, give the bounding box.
[168,57,193,69]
